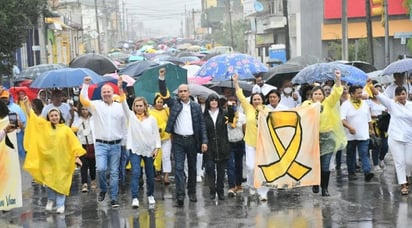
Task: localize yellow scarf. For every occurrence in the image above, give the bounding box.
[136,113,145,121]
[350,98,362,110]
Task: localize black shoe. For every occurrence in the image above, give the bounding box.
[209,194,216,200]
[365,173,374,182]
[312,185,319,193]
[98,192,106,202]
[348,174,358,181]
[176,199,184,207]
[111,200,119,208]
[336,168,342,177]
[218,193,225,200]
[189,194,197,202]
[321,188,330,197]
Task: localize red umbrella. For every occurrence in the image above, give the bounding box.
[9,87,39,101]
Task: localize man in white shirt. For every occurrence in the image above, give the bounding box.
[41,89,72,126]
[252,74,272,95]
[279,81,301,108]
[384,72,411,99]
[80,77,128,209]
[158,68,208,207]
[341,85,374,182]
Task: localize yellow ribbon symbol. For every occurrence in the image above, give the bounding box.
[259,111,311,182]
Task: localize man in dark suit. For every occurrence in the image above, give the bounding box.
[158,68,208,207]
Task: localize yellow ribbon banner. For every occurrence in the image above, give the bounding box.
[255,104,321,189]
[0,117,22,210]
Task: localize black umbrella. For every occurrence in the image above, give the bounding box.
[69,53,118,75]
[263,55,321,80]
[210,80,253,97]
[119,61,159,78]
[264,55,321,88]
[346,61,377,73]
[210,80,253,92]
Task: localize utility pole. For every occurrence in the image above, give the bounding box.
[282,0,290,60]
[122,0,125,41]
[341,0,348,60]
[192,9,196,39]
[94,0,101,54]
[365,0,374,65]
[383,0,390,65]
[227,0,234,49]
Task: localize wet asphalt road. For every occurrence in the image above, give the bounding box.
[1,154,412,228]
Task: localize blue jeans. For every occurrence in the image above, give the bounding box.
[346,140,371,174]
[46,187,65,207]
[119,146,130,186]
[172,135,198,200]
[379,136,388,162]
[320,153,333,172]
[129,152,155,198]
[17,131,26,162]
[372,136,388,165]
[227,141,245,188]
[335,150,343,169]
[95,142,121,201]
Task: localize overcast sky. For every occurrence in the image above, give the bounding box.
[125,0,201,37]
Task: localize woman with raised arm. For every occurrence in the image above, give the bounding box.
[123,96,161,208]
[301,70,346,196]
[369,84,412,195]
[232,74,269,201]
[23,96,85,214]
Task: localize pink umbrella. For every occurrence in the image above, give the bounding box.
[104,73,136,87]
[188,76,212,85]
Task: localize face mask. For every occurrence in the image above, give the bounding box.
[284,87,293,94]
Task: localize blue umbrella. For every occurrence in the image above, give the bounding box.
[292,62,368,86]
[195,53,268,81]
[30,68,103,88]
[382,58,412,75]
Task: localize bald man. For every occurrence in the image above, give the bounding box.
[80,77,128,209]
[158,68,207,207]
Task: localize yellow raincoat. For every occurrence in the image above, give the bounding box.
[301,85,347,155]
[23,110,85,195]
[149,107,170,172]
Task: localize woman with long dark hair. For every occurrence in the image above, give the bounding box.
[203,93,231,200]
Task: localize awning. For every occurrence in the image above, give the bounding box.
[322,19,412,40]
[48,23,62,31]
[45,17,72,30]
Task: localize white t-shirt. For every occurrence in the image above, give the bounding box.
[340,100,371,141]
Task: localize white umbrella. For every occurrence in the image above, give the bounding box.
[367,70,393,84]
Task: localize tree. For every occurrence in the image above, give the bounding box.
[327,38,370,61]
[209,19,248,52]
[0,0,47,77]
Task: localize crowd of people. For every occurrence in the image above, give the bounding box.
[1,67,412,214]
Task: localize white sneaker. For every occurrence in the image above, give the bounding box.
[373,165,382,172]
[45,200,54,211]
[148,196,156,205]
[56,206,65,214]
[132,198,139,208]
[196,176,202,183]
[259,194,268,201]
[249,188,256,196]
[379,160,385,169]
